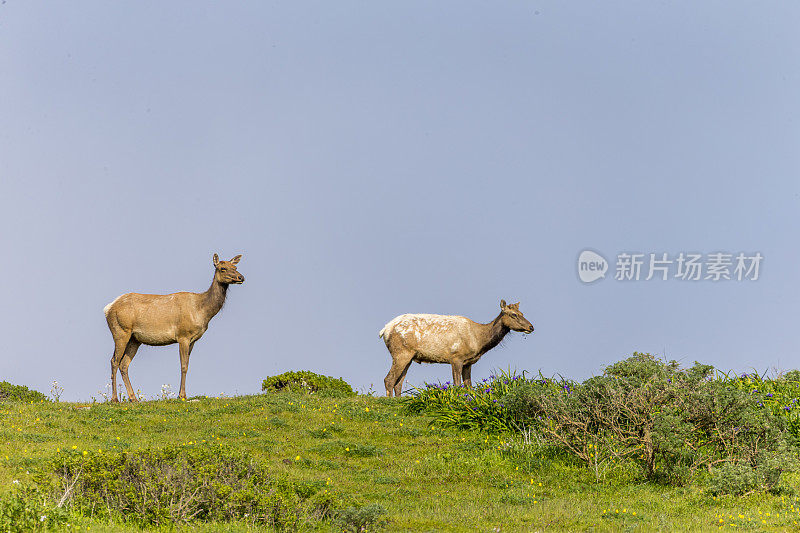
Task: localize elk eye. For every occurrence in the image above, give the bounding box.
[220,267,227,272]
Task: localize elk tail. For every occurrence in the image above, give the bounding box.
[379,316,404,339]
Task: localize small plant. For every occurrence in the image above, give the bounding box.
[0,381,49,403]
[262,370,355,397]
[97,383,112,402]
[96,383,129,403]
[334,503,389,532]
[159,383,174,400]
[49,380,63,402]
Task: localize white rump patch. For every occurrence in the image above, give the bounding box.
[103,294,125,317]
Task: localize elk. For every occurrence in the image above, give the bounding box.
[379,300,534,397]
[103,254,245,402]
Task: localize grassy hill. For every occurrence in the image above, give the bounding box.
[2,378,800,531]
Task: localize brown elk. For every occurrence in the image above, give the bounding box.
[379,300,534,397]
[103,254,245,402]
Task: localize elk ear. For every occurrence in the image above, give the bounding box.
[230,255,242,265]
[213,253,220,266]
[500,299,507,309]
[512,302,520,310]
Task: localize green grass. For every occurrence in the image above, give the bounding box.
[3,392,800,531]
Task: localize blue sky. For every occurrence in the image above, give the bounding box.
[1,2,798,401]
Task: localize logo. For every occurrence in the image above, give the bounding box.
[576,249,763,283]
[577,250,608,283]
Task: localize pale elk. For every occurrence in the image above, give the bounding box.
[379,300,534,396]
[103,254,245,402]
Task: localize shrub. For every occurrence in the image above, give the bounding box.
[51,443,327,528]
[0,484,67,532]
[334,503,389,532]
[708,446,798,496]
[262,371,355,397]
[781,369,800,382]
[0,381,49,403]
[505,353,716,482]
[720,370,800,438]
[504,353,800,489]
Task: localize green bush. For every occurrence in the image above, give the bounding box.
[0,381,49,403]
[504,353,714,482]
[708,447,798,496]
[504,353,799,489]
[51,443,330,528]
[720,370,800,438]
[781,369,800,382]
[0,484,67,532]
[262,370,355,397]
[334,503,389,532]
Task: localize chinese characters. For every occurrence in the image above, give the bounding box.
[613,252,762,281]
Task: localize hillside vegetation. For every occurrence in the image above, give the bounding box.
[3,356,800,531]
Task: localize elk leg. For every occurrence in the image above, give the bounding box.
[393,358,414,397]
[178,339,193,400]
[462,364,473,388]
[118,339,141,402]
[384,362,400,397]
[110,332,132,403]
[384,349,414,397]
[451,361,464,387]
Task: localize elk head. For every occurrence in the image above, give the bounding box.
[213,254,245,285]
[499,300,533,333]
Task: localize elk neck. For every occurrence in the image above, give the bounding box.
[201,277,229,320]
[478,312,510,353]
